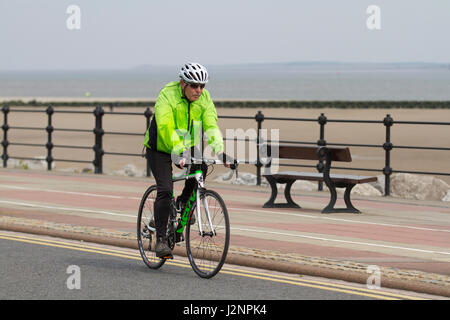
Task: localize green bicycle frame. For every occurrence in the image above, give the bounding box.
[176,188,196,233]
[175,170,201,234]
[175,169,215,236]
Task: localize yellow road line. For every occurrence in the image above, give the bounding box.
[0,232,195,270]
[219,265,424,300]
[0,234,141,261]
[0,232,425,300]
[0,232,139,256]
[220,269,399,300]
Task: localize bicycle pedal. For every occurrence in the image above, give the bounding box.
[175,233,184,243]
[162,254,173,260]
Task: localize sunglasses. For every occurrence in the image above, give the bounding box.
[188,83,205,89]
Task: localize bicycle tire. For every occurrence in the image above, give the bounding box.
[137,185,165,269]
[186,189,230,279]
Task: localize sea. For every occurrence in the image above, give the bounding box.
[1,63,450,101]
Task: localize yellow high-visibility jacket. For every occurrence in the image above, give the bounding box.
[143,81,224,156]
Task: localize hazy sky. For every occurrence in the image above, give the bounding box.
[1,0,449,70]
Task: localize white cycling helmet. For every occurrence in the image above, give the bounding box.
[179,62,209,84]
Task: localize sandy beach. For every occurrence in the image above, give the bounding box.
[3,106,450,184]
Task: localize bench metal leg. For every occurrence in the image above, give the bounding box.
[263,176,278,208]
[284,180,299,207]
[343,184,360,213]
[263,176,300,208]
[322,181,337,213]
[322,183,360,214]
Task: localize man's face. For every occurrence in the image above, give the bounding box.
[181,80,205,102]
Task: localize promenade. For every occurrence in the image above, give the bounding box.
[1,168,449,297]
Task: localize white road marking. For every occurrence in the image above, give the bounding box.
[0,185,141,200]
[227,206,450,233]
[231,226,450,256]
[1,199,449,257]
[0,200,135,218]
[1,184,449,234]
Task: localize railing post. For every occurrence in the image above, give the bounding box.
[45,105,54,170]
[2,105,9,168]
[255,110,264,186]
[317,113,327,191]
[383,114,394,196]
[93,105,104,174]
[144,107,153,177]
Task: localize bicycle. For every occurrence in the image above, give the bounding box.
[137,157,238,279]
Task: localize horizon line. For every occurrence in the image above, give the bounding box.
[1,60,449,73]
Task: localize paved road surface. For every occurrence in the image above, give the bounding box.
[2,231,433,301]
[0,168,449,298]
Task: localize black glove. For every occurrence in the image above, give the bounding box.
[218,152,237,170]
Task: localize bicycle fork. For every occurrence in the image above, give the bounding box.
[195,173,216,237]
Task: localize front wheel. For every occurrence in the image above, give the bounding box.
[186,189,230,279]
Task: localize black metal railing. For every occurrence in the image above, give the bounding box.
[2,104,450,196]
[252,112,450,195]
[1,104,153,176]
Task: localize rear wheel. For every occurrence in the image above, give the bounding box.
[186,189,230,278]
[137,185,165,269]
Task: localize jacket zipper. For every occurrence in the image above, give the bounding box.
[187,101,192,134]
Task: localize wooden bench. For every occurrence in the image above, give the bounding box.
[262,144,377,214]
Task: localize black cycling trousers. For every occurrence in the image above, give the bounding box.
[147,148,206,238]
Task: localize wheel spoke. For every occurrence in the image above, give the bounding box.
[186,190,230,278]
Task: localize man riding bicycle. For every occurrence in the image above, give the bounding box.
[143,62,232,258]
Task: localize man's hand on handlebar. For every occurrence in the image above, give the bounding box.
[178,158,186,168]
[175,152,237,170]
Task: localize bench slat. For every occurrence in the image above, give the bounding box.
[273,144,352,162]
[264,171,377,184]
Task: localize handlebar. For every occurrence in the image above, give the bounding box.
[190,157,237,165]
[190,157,223,165]
[190,157,240,178]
